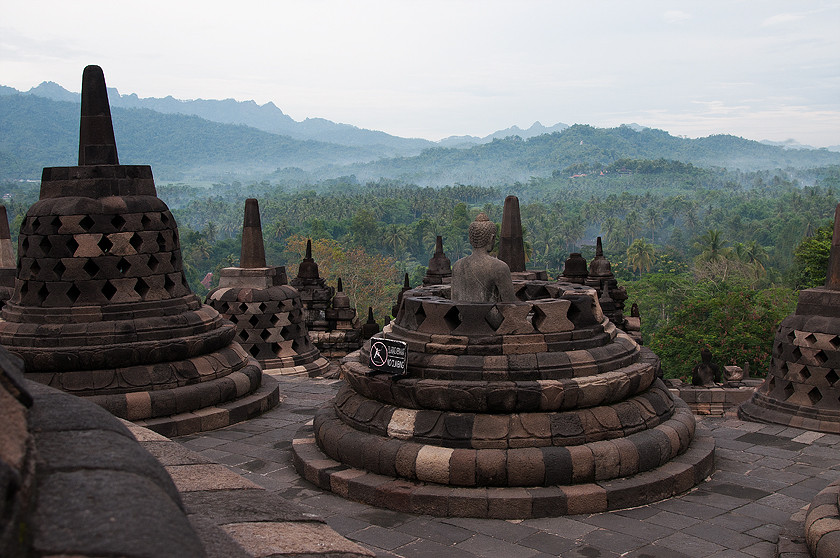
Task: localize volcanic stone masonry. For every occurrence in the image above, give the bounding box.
[205,199,329,376]
[293,212,714,518]
[422,235,452,286]
[0,206,15,309]
[0,66,279,436]
[740,203,840,433]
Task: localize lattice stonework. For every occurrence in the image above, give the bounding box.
[16,211,189,307]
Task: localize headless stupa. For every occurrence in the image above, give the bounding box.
[205,199,329,376]
[294,211,713,518]
[739,204,840,432]
[0,206,15,309]
[0,66,279,435]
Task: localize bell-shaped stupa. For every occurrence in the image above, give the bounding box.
[740,204,840,432]
[206,199,329,376]
[422,236,452,286]
[0,66,279,435]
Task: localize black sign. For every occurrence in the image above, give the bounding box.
[368,338,408,376]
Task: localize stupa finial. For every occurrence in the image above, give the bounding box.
[305,239,313,260]
[498,195,526,272]
[78,65,119,165]
[826,204,840,290]
[240,198,266,268]
[596,237,604,257]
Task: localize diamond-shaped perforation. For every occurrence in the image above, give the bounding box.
[228,314,239,324]
[238,329,248,342]
[815,350,828,366]
[79,215,95,232]
[249,315,260,327]
[249,345,260,358]
[792,346,802,362]
[101,280,117,300]
[443,306,462,330]
[805,333,818,346]
[258,302,267,313]
[98,235,113,254]
[29,260,41,278]
[147,254,159,272]
[111,215,126,230]
[768,376,776,391]
[83,259,100,278]
[129,233,143,252]
[567,302,581,322]
[787,330,797,343]
[783,381,795,400]
[39,236,52,255]
[800,367,811,381]
[156,232,167,252]
[37,284,49,303]
[66,237,78,255]
[134,278,149,298]
[485,306,503,330]
[164,275,176,293]
[141,214,152,228]
[161,212,170,225]
[271,342,281,353]
[779,361,789,373]
[238,302,248,312]
[50,216,62,230]
[414,304,426,327]
[827,370,840,386]
[21,237,29,253]
[117,257,131,275]
[269,313,280,326]
[260,329,271,341]
[66,284,80,303]
[809,387,823,405]
[53,261,66,278]
[30,217,40,233]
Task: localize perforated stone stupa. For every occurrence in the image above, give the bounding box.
[206,199,329,376]
[422,236,452,286]
[0,66,278,435]
[293,212,713,518]
[740,204,840,433]
[0,206,15,309]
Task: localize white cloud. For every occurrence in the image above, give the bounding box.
[762,12,806,26]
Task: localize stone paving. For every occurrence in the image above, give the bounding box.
[177,376,840,558]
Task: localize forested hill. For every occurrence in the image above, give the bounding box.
[333,125,840,186]
[0,94,380,180]
[3,92,839,186]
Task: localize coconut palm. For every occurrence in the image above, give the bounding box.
[626,238,656,278]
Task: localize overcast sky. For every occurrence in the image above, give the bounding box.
[2,1,839,146]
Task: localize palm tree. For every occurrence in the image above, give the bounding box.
[626,238,656,278]
[694,229,728,261]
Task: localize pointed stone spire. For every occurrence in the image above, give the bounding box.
[596,237,604,257]
[240,198,267,268]
[424,235,452,286]
[337,277,344,292]
[361,306,381,339]
[367,306,376,323]
[589,237,613,277]
[434,236,444,256]
[333,277,350,309]
[825,204,840,290]
[498,195,526,272]
[297,238,320,280]
[78,65,119,165]
[403,273,410,289]
[0,206,14,269]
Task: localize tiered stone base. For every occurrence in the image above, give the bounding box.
[292,420,714,518]
[805,477,840,557]
[132,373,281,437]
[264,356,331,377]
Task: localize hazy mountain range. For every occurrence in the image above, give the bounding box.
[2,81,839,185]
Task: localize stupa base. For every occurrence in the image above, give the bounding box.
[291,419,714,518]
[130,373,281,437]
[739,392,840,434]
[263,356,331,377]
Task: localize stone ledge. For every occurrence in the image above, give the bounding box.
[291,423,715,518]
[132,373,281,437]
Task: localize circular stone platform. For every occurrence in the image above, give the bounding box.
[293,281,714,517]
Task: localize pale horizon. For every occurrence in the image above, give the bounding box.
[2,1,839,147]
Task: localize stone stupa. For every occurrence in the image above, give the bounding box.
[293,211,713,518]
[0,206,15,309]
[0,66,279,435]
[739,203,840,433]
[205,199,329,376]
[422,236,452,286]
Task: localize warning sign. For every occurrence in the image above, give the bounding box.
[368,338,408,377]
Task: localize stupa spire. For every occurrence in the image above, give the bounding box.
[240,198,267,268]
[78,65,119,165]
[825,204,840,290]
[498,195,526,272]
[0,206,14,268]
